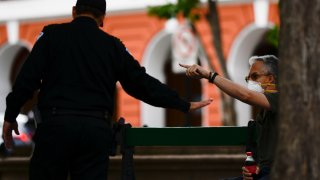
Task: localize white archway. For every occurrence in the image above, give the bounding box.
[227,23,274,126]
[141,30,208,127]
[0,42,31,113]
[140,31,170,127]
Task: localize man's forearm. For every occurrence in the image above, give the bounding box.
[211,75,270,109]
[212,75,252,103]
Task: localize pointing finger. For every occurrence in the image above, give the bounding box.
[179,63,191,69]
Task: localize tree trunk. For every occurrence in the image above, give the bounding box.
[206,0,228,77]
[206,0,237,126]
[271,0,320,179]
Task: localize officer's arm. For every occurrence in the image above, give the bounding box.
[4,27,50,123]
[114,39,190,113]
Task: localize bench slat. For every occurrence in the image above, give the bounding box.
[125,127,248,146]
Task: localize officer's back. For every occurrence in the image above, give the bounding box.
[38,16,122,114]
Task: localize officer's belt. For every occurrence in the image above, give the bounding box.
[41,108,111,121]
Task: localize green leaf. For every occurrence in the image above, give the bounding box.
[147,4,178,19]
[147,0,200,21]
[177,0,200,17]
[266,25,279,48]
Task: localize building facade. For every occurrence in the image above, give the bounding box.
[0,0,279,127]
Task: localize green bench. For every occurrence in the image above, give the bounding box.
[125,126,248,146]
[115,118,250,180]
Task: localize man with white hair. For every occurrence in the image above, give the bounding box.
[180,55,279,180]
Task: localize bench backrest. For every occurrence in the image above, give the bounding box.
[125,126,248,146]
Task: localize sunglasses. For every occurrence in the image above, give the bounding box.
[245,72,270,83]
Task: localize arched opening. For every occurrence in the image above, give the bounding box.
[227,23,274,126]
[11,46,35,114]
[10,47,30,85]
[0,42,32,114]
[141,30,206,127]
[164,55,202,127]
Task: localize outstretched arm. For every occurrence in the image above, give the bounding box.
[114,39,212,113]
[189,99,213,112]
[179,64,270,110]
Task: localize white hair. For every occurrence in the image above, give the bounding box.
[249,55,278,66]
[248,55,279,82]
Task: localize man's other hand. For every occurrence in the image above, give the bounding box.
[242,166,260,180]
[2,121,20,149]
[189,98,213,112]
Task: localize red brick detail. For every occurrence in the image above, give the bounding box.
[269,4,280,25]
[0,25,7,46]
[207,85,222,126]
[218,4,255,57]
[117,87,141,127]
[103,13,165,60]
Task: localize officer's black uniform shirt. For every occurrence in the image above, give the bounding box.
[5,16,190,122]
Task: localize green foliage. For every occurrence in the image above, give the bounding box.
[177,0,200,17]
[265,3,279,48]
[148,3,178,19]
[266,25,279,48]
[147,0,201,22]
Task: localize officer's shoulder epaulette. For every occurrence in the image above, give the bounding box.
[42,24,60,33]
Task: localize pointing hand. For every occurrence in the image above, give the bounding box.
[179,63,211,80]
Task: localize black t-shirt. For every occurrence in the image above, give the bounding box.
[5,16,190,122]
[256,92,279,168]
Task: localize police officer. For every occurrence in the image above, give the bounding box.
[2,0,212,179]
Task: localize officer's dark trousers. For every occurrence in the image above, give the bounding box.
[29,115,112,180]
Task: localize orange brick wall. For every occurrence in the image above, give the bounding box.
[269,4,280,24]
[103,13,166,126]
[0,25,7,45]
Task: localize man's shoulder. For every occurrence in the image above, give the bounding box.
[99,32,124,46]
[98,31,118,40]
[41,23,69,33]
[96,30,114,39]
